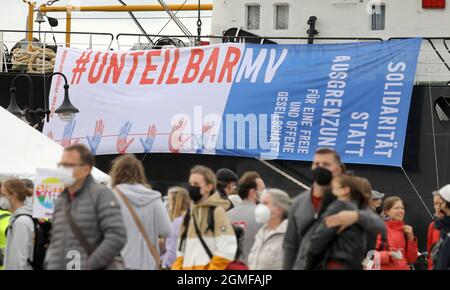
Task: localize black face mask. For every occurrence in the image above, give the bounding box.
[312,167,333,186]
[188,185,203,203]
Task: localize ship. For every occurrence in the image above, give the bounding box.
[0,0,449,253]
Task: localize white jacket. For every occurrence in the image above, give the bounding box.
[248,219,288,270]
[114,184,171,270]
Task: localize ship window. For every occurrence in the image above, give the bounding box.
[246,4,260,30]
[435,97,450,122]
[423,0,446,9]
[371,4,385,31]
[275,4,289,30]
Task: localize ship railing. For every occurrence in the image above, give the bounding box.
[0,30,114,74]
[116,33,385,50]
[389,38,450,85]
[2,31,449,84]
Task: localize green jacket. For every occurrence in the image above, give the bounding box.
[0,209,11,270]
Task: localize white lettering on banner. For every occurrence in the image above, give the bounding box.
[374,62,406,158]
[269,92,289,155]
[235,48,267,83]
[317,56,351,147]
[264,49,288,83]
[235,48,288,83]
[282,102,301,154]
[345,112,370,157]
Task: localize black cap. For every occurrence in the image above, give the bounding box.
[216,168,238,183]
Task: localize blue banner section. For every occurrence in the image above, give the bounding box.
[216,38,421,167]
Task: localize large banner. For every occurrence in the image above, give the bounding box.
[43,39,421,166]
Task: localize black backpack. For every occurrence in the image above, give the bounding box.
[7,214,52,270]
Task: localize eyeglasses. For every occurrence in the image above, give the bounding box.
[57,162,86,168]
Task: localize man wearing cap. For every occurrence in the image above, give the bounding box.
[370,190,385,215]
[433,185,450,270]
[216,168,241,208]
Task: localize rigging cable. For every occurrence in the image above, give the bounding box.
[197,0,202,45]
[427,53,441,189]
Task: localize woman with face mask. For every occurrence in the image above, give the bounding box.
[247,189,291,270]
[1,179,34,270]
[305,175,370,270]
[172,165,237,270]
[375,196,418,270]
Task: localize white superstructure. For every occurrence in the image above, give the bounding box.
[212,0,450,39]
[211,0,450,83]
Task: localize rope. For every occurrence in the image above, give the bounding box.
[427,68,441,189]
[401,167,434,219]
[257,159,310,190]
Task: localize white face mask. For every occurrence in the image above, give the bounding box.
[254,204,271,224]
[0,197,11,211]
[57,166,77,187]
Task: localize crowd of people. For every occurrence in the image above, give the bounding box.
[0,144,449,270]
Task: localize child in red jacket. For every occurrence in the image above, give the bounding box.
[375,196,418,270]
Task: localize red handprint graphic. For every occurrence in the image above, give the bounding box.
[169,118,191,153]
[116,121,135,154]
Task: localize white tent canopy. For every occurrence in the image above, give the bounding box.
[0,106,110,184]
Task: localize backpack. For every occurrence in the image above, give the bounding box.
[8,214,52,270]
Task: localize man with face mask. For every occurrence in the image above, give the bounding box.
[44,144,126,270]
[216,168,239,208]
[227,171,266,264]
[283,148,385,270]
[172,165,237,270]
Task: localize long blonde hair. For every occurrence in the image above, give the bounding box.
[167,186,190,221]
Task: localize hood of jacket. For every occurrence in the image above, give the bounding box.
[193,191,231,210]
[115,183,163,208]
[9,203,33,226]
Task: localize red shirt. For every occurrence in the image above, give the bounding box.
[311,193,323,212]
